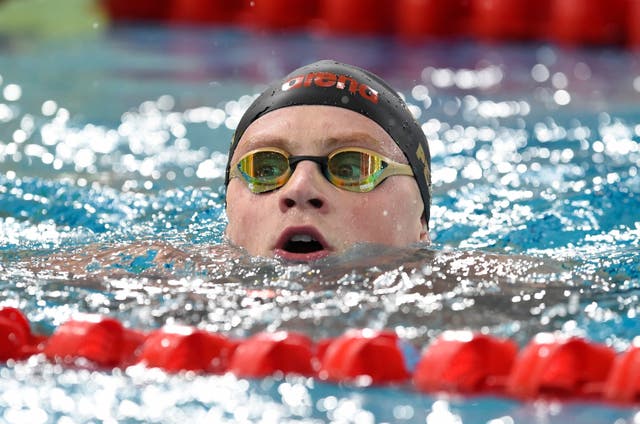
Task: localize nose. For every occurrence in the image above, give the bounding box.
[278,161,329,212]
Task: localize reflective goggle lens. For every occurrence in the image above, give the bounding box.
[233,147,412,194]
[327,150,386,191]
[237,150,291,193]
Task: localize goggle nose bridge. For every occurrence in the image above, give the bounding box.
[287,155,329,174]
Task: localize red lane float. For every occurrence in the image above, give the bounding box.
[604,340,640,403]
[2,307,640,404]
[0,307,46,361]
[506,333,616,399]
[547,0,627,46]
[395,0,471,41]
[44,315,146,367]
[414,331,517,394]
[100,0,171,22]
[247,0,319,30]
[471,0,547,41]
[100,0,640,48]
[627,0,640,48]
[140,326,235,373]
[229,331,315,378]
[318,0,396,35]
[319,329,411,384]
[168,0,240,25]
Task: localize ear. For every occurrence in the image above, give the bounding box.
[419,216,431,244]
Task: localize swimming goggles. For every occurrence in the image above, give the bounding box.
[230,146,414,194]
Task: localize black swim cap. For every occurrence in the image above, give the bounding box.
[224,60,432,225]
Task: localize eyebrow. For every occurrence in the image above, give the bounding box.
[239,131,383,153]
[324,132,382,149]
[240,136,290,151]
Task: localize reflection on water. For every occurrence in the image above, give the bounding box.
[1,240,635,422]
[0,25,639,423]
[4,238,631,347]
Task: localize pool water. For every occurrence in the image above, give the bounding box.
[1,22,639,423]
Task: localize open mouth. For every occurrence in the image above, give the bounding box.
[275,227,331,261]
[283,234,325,254]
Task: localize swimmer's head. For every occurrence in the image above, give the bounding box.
[225,59,432,226]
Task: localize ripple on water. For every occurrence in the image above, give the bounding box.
[1,29,640,423]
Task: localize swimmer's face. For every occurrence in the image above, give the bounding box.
[225,105,429,260]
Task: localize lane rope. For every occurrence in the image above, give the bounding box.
[101,0,640,48]
[1,306,638,404]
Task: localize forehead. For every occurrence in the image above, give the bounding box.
[232,105,405,160]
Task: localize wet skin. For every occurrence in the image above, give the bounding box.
[225,105,429,261]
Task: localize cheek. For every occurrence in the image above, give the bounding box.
[225,184,257,242]
[343,184,423,242]
[338,195,395,235]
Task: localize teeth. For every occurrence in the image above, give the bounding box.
[291,234,315,243]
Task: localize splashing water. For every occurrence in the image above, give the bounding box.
[1,26,639,423]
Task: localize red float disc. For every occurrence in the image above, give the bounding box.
[628,0,640,48]
[548,0,627,45]
[506,334,615,399]
[0,308,30,361]
[395,0,471,40]
[604,343,640,403]
[318,0,395,35]
[228,331,315,378]
[44,316,132,367]
[140,326,234,373]
[414,331,517,394]
[248,0,319,30]
[319,329,410,384]
[169,0,240,25]
[471,0,551,41]
[100,0,170,22]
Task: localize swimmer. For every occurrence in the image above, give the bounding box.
[31,60,562,280]
[224,60,431,261]
[33,60,432,276]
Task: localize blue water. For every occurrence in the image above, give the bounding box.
[1,24,639,423]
